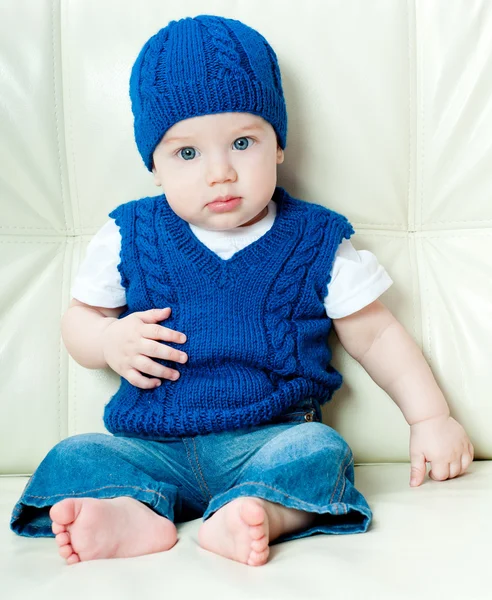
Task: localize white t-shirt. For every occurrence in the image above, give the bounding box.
[71,201,392,319]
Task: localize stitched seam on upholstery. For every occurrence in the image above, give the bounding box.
[51,0,67,233]
[351,219,492,226]
[421,237,432,366]
[72,349,77,439]
[420,9,425,231]
[65,1,83,234]
[191,437,212,500]
[3,232,492,242]
[0,241,62,245]
[407,0,417,343]
[350,222,406,227]
[422,219,492,225]
[406,0,412,233]
[182,438,211,503]
[2,221,492,233]
[410,236,417,355]
[24,484,168,501]
[57,273,62,441]
[329,447,352,504]
[0,227,103,232]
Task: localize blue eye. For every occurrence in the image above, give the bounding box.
[233,137,251,150]
[179,147,196,160]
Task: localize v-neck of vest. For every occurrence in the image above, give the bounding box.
[158,187,297,287]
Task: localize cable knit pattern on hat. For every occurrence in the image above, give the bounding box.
[129,15,288,171]
[104,188,354,438]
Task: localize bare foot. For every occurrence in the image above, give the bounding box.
[49,497,177,564]
[198,497,315,567]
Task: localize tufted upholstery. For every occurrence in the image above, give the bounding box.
[1,1,490,598]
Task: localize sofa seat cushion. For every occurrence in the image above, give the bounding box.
[1,462,489,599]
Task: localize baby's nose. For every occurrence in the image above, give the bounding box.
[206,157,237,185]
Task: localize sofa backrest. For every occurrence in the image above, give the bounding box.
[1,0,491,475]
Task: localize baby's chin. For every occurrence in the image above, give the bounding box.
[186,213,251,232]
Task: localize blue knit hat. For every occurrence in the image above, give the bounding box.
[129,15,288,171]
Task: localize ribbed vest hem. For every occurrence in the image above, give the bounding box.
[103,377,340,438]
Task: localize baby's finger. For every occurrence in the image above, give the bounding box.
[142,322,187,344]
[137,307,172,324]
[468,442,475,461]
[140,338,188,364]
[429,462,450,482]
[132,355,180,381]
[448,460,462,479]
[125,368,162,389]
[409,452,426,487]
[461,451,473,473]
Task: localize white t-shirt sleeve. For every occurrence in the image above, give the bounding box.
[71,219,127,308]
[324,239,393,319]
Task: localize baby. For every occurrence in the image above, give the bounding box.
[11,15,473,567]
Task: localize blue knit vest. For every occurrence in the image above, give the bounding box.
[104,187,354,438]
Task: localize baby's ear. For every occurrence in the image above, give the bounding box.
[276,146,285,164]
[152,160,162,186]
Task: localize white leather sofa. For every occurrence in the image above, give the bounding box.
[1,1,491,598]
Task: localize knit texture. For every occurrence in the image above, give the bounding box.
[104,188,354,437]
[130,15,287,171]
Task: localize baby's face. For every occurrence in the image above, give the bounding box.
[152,112,284,230]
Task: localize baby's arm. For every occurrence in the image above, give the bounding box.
[61,299,188,389]
[333,300,474,486]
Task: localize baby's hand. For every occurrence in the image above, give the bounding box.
[102,307,188,389]
[409,414,474,487]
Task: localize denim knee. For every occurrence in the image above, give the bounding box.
[203,422,371,538]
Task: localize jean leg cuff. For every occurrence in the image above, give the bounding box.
[11,483,174,538]
[202,481,372,541]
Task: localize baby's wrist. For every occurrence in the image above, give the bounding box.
[409,410,451,427]
[100,317,119,364]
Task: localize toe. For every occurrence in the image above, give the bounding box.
[66,552,81,565]
[240,500,265,527]
[56,532,71,547]
[250,536,268,553]
[59,543,74,559]
[249,524,265,540]
[50,498,79,527]
[248,547,270,566]
[51,521,67,535]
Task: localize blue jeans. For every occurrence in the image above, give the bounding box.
[11,398,371,543]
